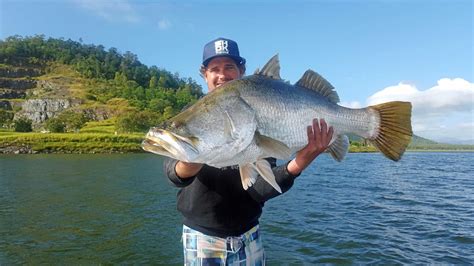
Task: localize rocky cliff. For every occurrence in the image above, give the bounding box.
[0,65,82,126]
[14,98,81,124]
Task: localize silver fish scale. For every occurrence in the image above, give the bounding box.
[152,74,381,167]
[236,76,379,153]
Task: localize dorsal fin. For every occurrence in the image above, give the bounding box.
[255,54,281,80]
[296,70,340,103]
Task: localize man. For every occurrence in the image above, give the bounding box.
[164,37,333,265]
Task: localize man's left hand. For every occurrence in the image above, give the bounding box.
[287,118,334,175]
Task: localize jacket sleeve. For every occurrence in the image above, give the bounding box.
[163,158,196,187]
[247,158,300,204]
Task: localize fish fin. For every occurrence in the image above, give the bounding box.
[255,54,281,80]
[295,70,340,103]
[255,159,282,193]
[239,161,282,193]
[239,163,259,190]
[255,132,292,159]
[368,101,413,161]
[327,134,349,162]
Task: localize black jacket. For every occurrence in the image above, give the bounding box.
[164,158,299,237]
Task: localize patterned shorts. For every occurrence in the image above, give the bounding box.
[182,225,265,266]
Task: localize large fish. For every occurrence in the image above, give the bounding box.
[142,55,412,193]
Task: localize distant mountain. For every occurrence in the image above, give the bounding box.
[348,133,474,151]
[434,138,474,145]
[410,134,438,145]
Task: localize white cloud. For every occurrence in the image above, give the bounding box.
[158,18,171,30]
[366,78,474,144]
[74,0,140,23]
[340,101,362,109]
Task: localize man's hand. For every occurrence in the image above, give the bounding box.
[287,118,334,176]
[175,161,203,179]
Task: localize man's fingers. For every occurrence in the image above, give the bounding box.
[307,125,314,141]
[319,119,327,145]
[320,119,327,132]
[313,118,320,134]
[308,118,334,147]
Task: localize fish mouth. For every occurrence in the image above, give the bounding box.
[141,128,199,162]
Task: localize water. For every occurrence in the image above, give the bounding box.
[1,153,473,264]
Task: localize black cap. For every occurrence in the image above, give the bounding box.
[202,37,246,67]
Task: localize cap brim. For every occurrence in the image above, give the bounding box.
[203,55,246,66]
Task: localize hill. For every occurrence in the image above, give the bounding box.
[0,35,206,153]
[0,35,203,131]
[407,135,474,151]
[348,133,474,152]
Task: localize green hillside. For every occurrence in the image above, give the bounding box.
[0,35,204,153]
[407,135,474,151]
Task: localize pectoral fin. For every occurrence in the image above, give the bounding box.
[255,159,282,193]
[239,163,258,190]
[239,160,282,193]
[255,132,292,159]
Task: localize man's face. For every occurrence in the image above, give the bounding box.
[204,57,243,92]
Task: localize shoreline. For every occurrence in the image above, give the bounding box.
[2,132,473,155]
[1,146,473,155]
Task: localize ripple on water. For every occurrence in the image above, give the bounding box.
[1,153,473,264]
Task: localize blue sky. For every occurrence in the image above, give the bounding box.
[1,0,473,143]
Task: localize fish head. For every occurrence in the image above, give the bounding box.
[142,123,201,162]
[142,82,257,165]
[141,87,233,162]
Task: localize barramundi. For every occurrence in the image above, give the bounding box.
[142,55,412,193]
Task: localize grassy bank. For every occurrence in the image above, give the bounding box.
[0,132,380,154]
[1,122,473,154]
[0,131,144,153]
[0,120,145,154]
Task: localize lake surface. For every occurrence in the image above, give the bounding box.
[1,152,473,264]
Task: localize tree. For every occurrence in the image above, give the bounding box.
[148,98,171,113]
[162,106,175,120]
[14,118,33,132]
[60,111,89,132]
[45,111,88,132]
[149,76,158,89]
[45,117,66,133]
[62,111,88,132]
[0,110,14,127]
[115,110,161,133]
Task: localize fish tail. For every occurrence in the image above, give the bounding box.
[368,101,413,161]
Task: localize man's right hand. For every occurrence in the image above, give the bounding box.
[175,161,203,179]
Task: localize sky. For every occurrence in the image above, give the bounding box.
[1,0,473,144]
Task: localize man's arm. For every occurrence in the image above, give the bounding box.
[164,159,203,187]
[247,118,333,203]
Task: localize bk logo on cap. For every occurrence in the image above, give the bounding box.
[214,40,229,54]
